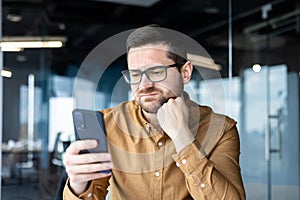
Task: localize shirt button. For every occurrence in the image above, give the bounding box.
[176,162,180,167]
[157,141,163,147]
[87,193,92,198]
[155,171,160,177]
[181,159,187,164]
[200,183,206,188]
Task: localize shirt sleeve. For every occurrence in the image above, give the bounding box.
[172,125,246,200]
[63,177,110,200]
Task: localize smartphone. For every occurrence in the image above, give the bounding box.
[72,109,108,153]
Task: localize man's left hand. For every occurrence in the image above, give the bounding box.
[157,97,194,152]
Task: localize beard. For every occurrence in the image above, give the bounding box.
[136,87,171,114]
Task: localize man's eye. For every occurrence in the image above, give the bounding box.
[130,72,140,77]
[150,69,164,75]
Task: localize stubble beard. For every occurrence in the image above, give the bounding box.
[136,88,170,114]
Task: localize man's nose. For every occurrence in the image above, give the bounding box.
[139,73,153,87]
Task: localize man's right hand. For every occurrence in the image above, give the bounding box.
[63,140,113,195]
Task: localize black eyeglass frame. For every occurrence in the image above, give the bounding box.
[122,62,186,85]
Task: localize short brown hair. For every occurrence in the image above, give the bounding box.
[126,24,187,67]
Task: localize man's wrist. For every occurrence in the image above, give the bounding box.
[69,180,90,196]
[172,128,194,152]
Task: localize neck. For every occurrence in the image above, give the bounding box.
[142,109,161,131]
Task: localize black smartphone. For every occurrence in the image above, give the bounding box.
[72,109,108,153]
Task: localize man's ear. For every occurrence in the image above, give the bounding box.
[180,61,193,84]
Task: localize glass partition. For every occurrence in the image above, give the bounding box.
[194,65,299,200]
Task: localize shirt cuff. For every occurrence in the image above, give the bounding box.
[63,178,94,200]
[172,141,209,174]
[172,141,215,195]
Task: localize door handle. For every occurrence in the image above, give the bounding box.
[268,108,282,159]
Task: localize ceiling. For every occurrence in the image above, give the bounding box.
[2,0,300,77]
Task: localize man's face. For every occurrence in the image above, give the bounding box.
[127,44,184,113]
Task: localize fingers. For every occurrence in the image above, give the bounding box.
[64,140,112,165]
[66,162,113,178]
[163,96,185,108]
[158,97,184,118]
[66,139,98,154]
[68,171,111,185]
[63,140,113,194]
[64,152,111,165]
[63,140,113,186]
[68,169,112,195]
[157,96,190,137]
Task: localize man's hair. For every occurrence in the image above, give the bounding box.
[126,24,187,67]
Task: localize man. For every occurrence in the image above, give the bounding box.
[63,25,246,199]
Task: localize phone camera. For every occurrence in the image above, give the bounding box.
[74,111,86,130]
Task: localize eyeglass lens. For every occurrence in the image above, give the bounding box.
[125,66,167,84]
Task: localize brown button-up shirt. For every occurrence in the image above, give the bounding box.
[63,97,246,200]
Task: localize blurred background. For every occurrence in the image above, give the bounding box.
[0,0,299,199]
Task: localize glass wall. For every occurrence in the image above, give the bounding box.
[1,54,128,199]
[192,65,299,199]
[1,1,300,200]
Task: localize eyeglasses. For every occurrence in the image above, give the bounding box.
[122,63,184,85]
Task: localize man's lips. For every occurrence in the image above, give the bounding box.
[140,92,159,98]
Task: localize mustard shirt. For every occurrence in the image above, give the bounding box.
[63,97,246,200]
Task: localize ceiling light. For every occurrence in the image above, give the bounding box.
[6,12,23,22]
[204,7,219,14]
[1,47,23,52]
[58,23,66,30]
[1,41,63,49]
[252,64,261,72]
[16,55,27,62]
[93,0,161,7]
[1,69,12,78]
[0,36,67,50]
[187,53,222,71]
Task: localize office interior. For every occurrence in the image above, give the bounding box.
[0,0,299,199]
